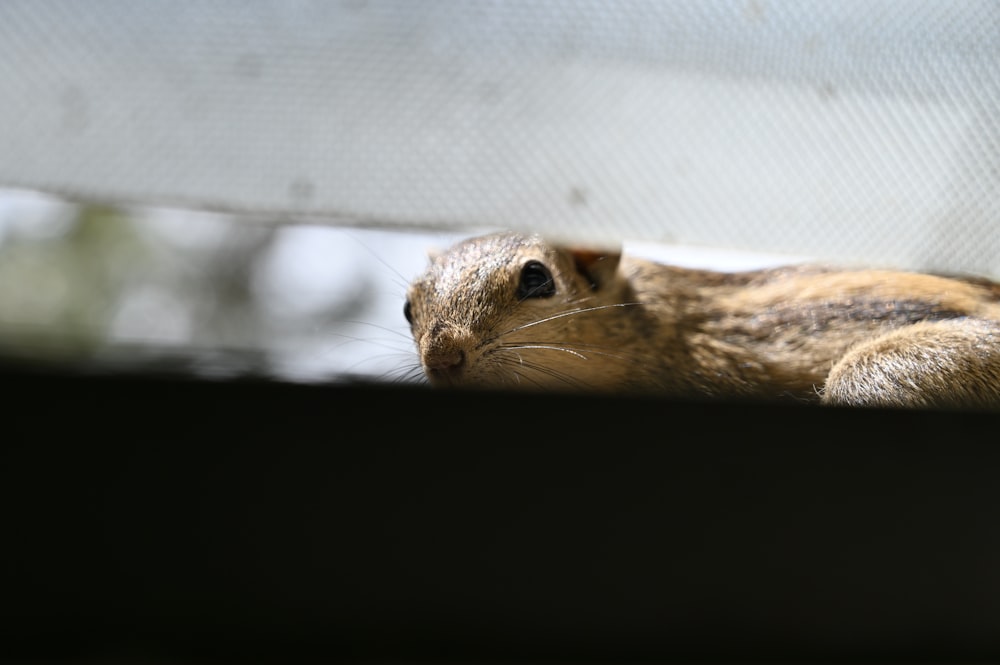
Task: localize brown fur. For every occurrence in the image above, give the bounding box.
[404,232,1000,410]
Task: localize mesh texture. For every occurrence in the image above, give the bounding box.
[0,0,997,275]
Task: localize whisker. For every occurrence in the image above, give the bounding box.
[500,340,650,364]
[472,294,606,349]
[503,344,588,360]
[378,363,429,385]
[500,302,643,337]
[509,362,595,390]
[492,353,598,390]
[325,331,415,356]
[339,230,415,292]
[294,324,419,382]
[336,319,415,343]
[339,349,417,376]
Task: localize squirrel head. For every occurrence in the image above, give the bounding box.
[404,231,625,389]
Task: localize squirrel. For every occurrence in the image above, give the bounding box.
[403,231,1000,410]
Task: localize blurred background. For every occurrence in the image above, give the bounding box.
[0,187,475,383]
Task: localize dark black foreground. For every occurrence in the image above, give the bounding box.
[1,357,999,665]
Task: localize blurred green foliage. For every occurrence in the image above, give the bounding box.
[0,201,274,374]
[0,204,142,356]
[0,193,420,382]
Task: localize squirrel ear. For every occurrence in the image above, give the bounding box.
[569,246,621,290]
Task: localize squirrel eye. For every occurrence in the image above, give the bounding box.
[517,260,556,299]
[403,299,413,324]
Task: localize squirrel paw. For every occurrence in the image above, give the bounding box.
[821,318,1000,410]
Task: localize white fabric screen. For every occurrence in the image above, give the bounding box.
[1,1,997,276]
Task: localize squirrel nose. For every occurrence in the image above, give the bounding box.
[425,348,466,373]
[422,330,469,383]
